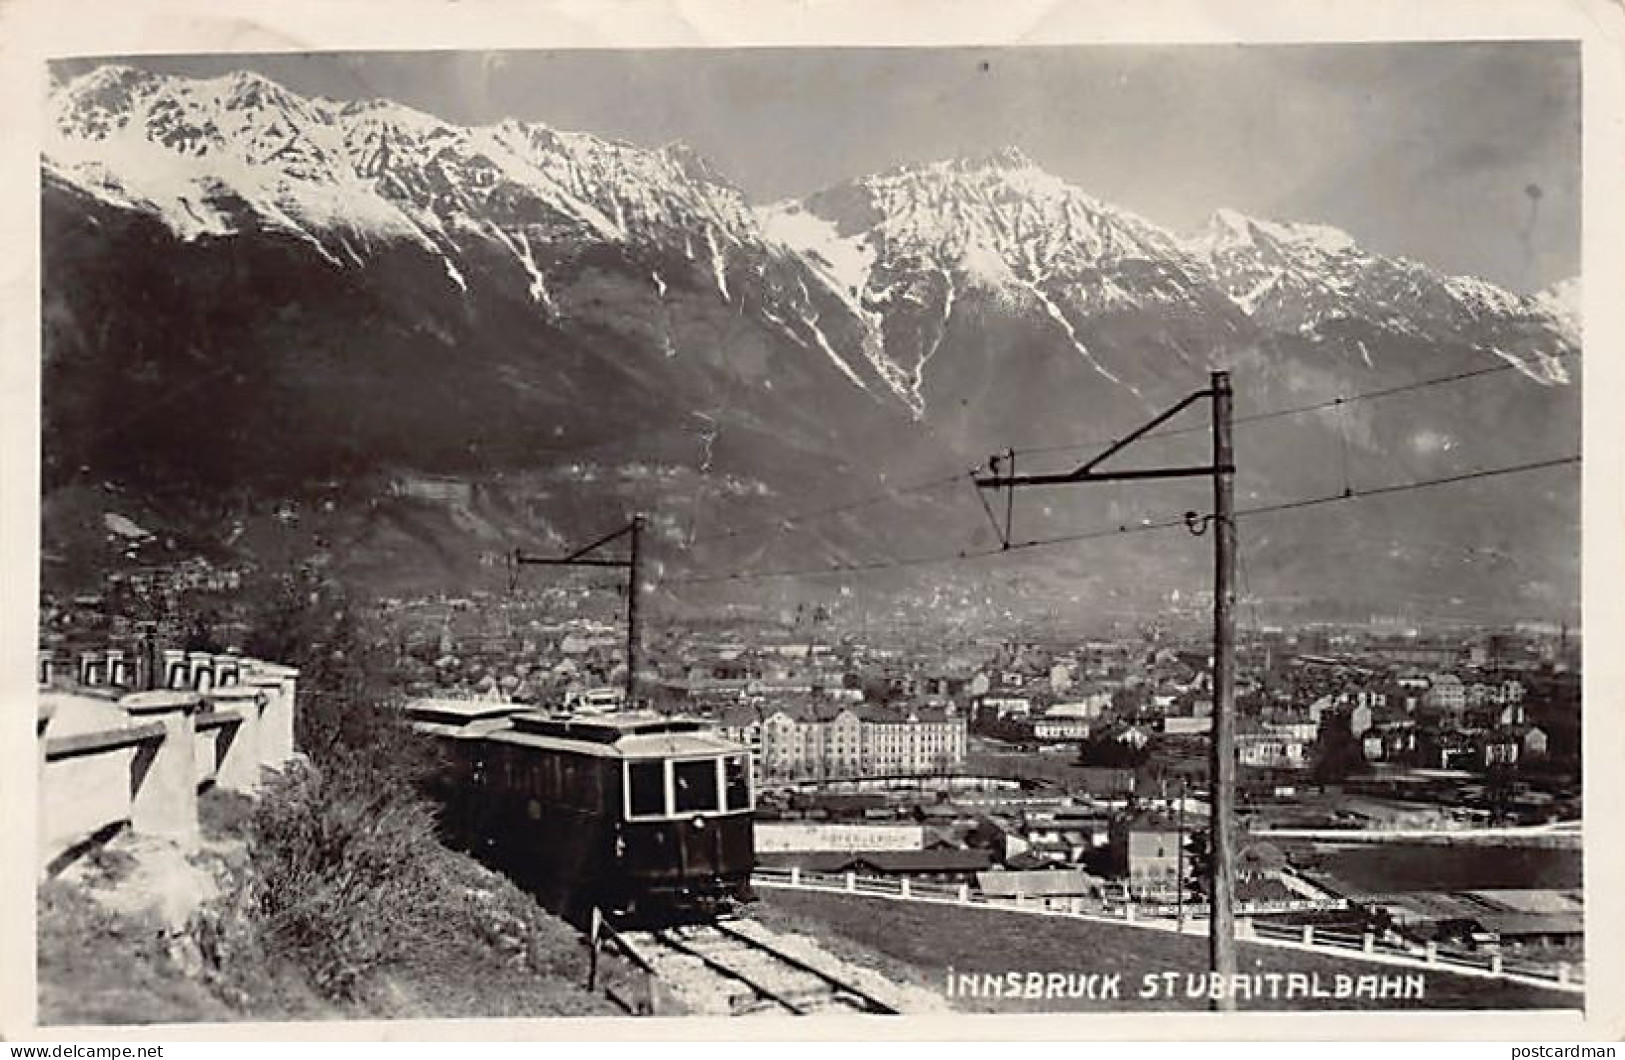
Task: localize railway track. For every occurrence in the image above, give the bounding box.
[615,919,902,1016]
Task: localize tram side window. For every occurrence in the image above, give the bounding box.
[674,758,720,813]
[724,755,750,811]
[628,761,666,818]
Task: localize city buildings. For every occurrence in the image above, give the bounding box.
[715,701,968,783]
[1107,812,1184,884]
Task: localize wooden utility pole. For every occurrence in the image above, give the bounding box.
[1175,775,1187,934]
[587,906,603,992]
[625,514,643,709]
[1209,369,1238,1009]
[976,369,1238,1006]
[512,514,645,711]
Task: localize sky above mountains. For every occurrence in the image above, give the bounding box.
[52,42,1579,293]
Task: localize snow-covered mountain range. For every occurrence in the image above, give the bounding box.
[40,64,1582,617]
[1534,277,1581,344]
[46,66,1575,409]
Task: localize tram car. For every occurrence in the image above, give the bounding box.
[406,699,755,921]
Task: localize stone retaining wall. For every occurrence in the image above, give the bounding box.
[36,654,300,876]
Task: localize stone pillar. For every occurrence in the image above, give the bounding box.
[789,865,801,886]
[1239,917,1256,940]
[214,654,242,688]
[241,672,285,771]
[1425,941,1438,965]
[122,691,202,847]
[279,666,300,757]
[1490,953,1504,975]
[162,650,189,690]
[105,649,130,688]
[845,872,856,892]
[132,629,160,691]
[245,662,299,764]
[1362,931,1375,953]
[188,652,216,692]
[38,650,55,687]
[899,878,911,898]
[79,651,106,687]
[204,686,265,794]
[957,883,971,903]
[1301,924,1315,946]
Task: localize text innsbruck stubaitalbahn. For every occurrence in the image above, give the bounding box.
[944,967,1429,1002]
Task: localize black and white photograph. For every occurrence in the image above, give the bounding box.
[4,0,1621,1039]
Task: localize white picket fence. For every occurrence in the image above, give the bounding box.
[750,867,1583,995]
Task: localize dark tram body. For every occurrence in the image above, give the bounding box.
[407,700,755,921]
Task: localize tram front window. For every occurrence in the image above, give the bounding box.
[674,758,720,813]
[628,760,665,818]
[724,755,750,811]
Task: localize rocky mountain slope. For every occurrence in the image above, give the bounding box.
[40,64,1581,619]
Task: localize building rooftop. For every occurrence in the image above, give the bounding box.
[976,869,1103,898]
[1466,889,1584,915]
[1116,811,1183,833]
[759,848,994,874]
[712,701,962,726]
[1474,913,1584,937]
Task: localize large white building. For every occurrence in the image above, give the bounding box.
[716,701,967,783]
[1424,673,1466,714]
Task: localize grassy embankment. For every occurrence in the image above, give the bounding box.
[37,784,615,1025]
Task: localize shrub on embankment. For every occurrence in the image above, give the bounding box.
[243,753,448,1000]
[224,754,605,1014]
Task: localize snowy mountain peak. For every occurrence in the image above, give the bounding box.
[959,145,1037,172]
[1190,207,1359,260]
[45,65,774,254]
[796,148,1187,280]
[659,141,733,189]
[1538,276,1579,312]
[62,62,160,99]
[1536,276,1581,342]
[766,154,1229,408]
[218,69,300,107]
[1186,207,1572,381]
[54,64,166,140]
[1206,206,1253,240]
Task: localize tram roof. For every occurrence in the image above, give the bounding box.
[480,726,742,760]
[507,709,710,742]
[405,700,742,755]
[404,698,528,724]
